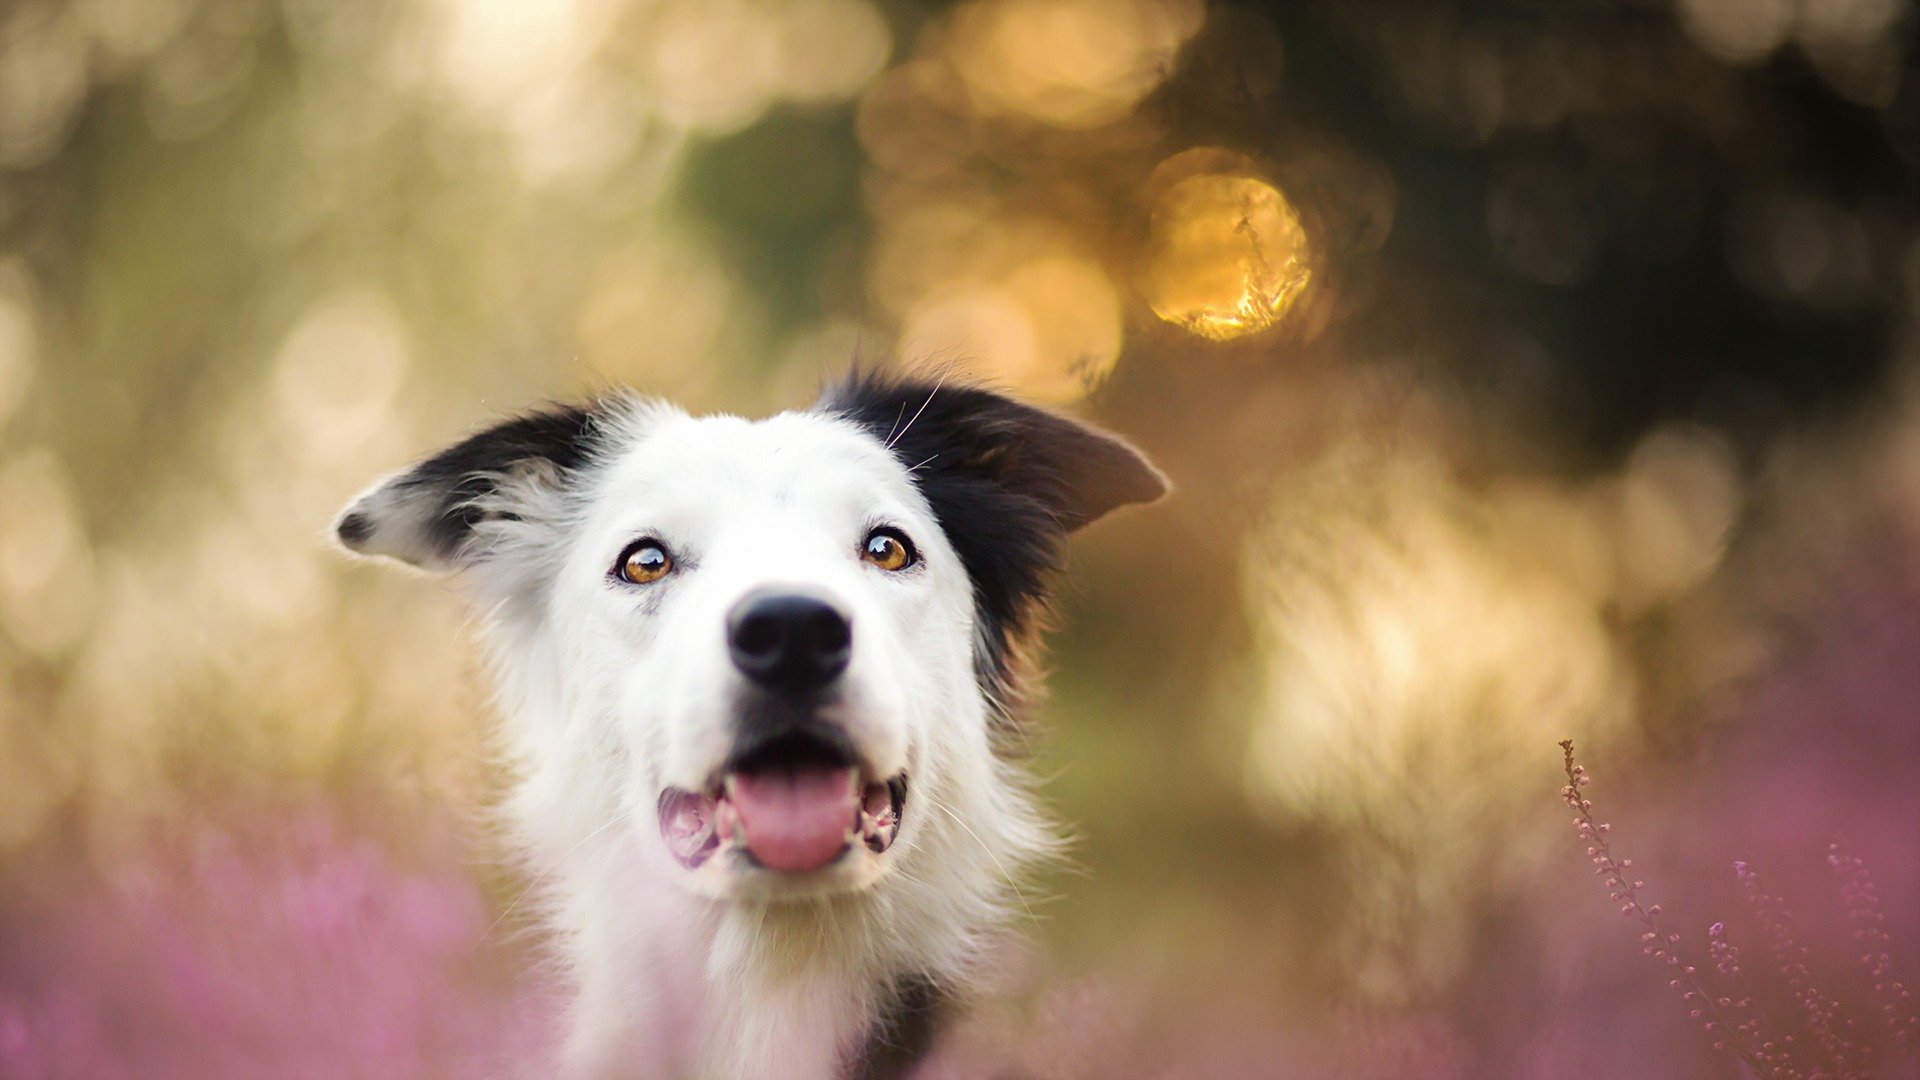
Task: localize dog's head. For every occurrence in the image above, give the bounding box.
[335,374,1164,902]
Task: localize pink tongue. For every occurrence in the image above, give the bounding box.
[726,766,858,873]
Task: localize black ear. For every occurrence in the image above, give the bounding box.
[819,373,1169,533]
[817,372,1168,698]
[334,404,604,572]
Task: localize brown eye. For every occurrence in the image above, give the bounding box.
[617,541,673,584]
[861,528,916,572]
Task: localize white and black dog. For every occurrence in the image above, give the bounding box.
[335,372,1166,1078]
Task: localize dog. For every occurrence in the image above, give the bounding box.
[334,372,1166,1078]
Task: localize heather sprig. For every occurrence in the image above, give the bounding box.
[1829,838,1919,1052]
[1735,859,1865,1078]
[1558,740,1918,1080]
[1706,921,1802,1080]
[1558,740,1767,1074]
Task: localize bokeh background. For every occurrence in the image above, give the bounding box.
[3,0,1918,1076]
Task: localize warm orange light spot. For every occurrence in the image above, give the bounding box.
[898,253,1123,404]
[1144,173,1312,341]
[946,0,1203,129]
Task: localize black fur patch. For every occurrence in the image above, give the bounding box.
[817,372,1166,719]
[380,404,602,563]
[334,509,373,546]
[850,973,946,1080]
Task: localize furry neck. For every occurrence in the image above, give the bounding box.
[546,812,954,1079]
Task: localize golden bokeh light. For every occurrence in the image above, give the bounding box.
[1241,423,1747,840]
[0,4,90,167]
[643,0,784,133]
[640,0,891,134]
[771,0,893,105]
[425,0,609,112]
[946,0,1203,129]
[1232,406,1762,997]
[856,60,977,180]
[902,286,1036,379]
[1144,171,1312,341]
[1240,435,1630,998]
[272,292,411,458]
[1242,443,1633,835]
[0,450,95,659]
[1000,254,1124,400]
[575,237,737,399]
[864,200,999,318]
[898,252,1122,403]
[1597,425,1741,613]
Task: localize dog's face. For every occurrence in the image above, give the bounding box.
[549,409,975,899]
[335,376,1164,903]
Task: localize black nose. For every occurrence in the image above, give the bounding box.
[727,591,852,692]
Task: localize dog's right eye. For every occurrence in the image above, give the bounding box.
[614,540,673,585]
[861,527,917,572]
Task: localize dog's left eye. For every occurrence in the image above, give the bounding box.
[614,540,674,585]
[861,527,916,572]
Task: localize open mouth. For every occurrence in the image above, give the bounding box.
[657,731,906,873]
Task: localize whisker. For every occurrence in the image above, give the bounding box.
[923,794,1040,928]
[887,373,948,450]
[882,401,909,448]
[478,815,622,945]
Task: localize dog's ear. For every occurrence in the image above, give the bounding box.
[334,404,603,572]
[820,374,1169,533]
[820,372,1168,711]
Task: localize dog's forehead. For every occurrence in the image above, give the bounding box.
[597,408,913,518]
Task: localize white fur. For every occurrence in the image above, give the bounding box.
[341,398,1056,1078]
